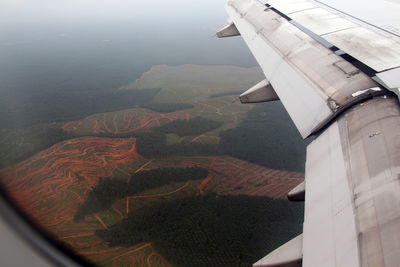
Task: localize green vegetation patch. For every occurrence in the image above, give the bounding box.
[218,102,309,172]
[130,65,264,104]
[154,117,222,137]
[142,103,193,113]
[165,134,181,145]
[75,167,208,220]
[135,132,217,158]
[97,193,303,267]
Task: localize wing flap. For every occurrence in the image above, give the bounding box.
[253,234,303,267]
[303,121,360,267]
[239,79,279,103]
[303,96,400,267]
[217,23,241,38]
[287,181,305,201]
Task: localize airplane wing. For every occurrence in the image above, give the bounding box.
[217,0,400,266]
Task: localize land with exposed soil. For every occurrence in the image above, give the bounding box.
[0,65,305,266]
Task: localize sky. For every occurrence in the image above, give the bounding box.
[0,0,238,54]
[0,0,229,29]
[0,0,257,127]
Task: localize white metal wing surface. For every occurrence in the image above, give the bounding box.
[218,0,400,266]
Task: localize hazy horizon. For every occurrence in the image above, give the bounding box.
[0,0,259,129]
[0,0,257,89]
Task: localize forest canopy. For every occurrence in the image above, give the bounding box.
[218,102,308,172]
[97,193,304,267]
[75,166,208,220]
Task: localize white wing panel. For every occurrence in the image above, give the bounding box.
[289,8,358,36]
[267,0,318,13]
[226,0,376,137]
[303,121,359,267]
[376,67,400,89]
[323,27,400,72]
[317,0,400,37]
[266,0,400,72]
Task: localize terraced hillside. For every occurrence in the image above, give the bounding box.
[62,108,189,136]
[0,65,306,266]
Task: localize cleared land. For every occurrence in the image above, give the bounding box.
[0,136,170,265]
[61,108,188,136]
[0,65,306,266]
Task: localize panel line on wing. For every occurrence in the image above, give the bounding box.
[319,26,360,37]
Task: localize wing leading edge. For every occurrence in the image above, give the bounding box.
[218,0,400,266]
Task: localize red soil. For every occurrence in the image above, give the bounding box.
[0,136,303,266]
[197,156,216,192]
[181,156,304,199]
[0,136,169,266]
